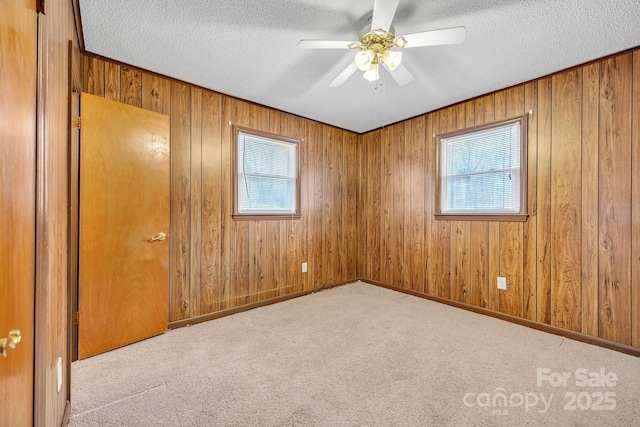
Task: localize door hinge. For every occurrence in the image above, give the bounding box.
[72,312,79,325]
[36,0,46,14]
[72,116,81,128]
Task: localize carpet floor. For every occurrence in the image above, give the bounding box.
[70,281,640,426]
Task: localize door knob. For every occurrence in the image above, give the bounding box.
[148,232,166,242]
[1,329,21,358]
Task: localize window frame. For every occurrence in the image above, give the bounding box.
[232,126,302,221]
[435,115,528,222]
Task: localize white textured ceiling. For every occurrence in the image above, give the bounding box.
[79,0,640,133]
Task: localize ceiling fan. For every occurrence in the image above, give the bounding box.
[297,0,465,87]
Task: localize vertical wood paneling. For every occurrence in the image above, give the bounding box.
[537,78,553,324]
[435,110,451,299]
[370,130,382,282]
[345,130,358,280]
[424,113,436,295]
[381,126,393,285]
[189,88,203,316]
[598,54,632,345]
[141,73,171,115]
[408,117,425,292]
[523,81,538,321]
[201,91,222,313]
[632,51,640,347]
[120,67,142,107]
[334,129,345,283]
[83,56,104,97]
[581,63,600,337]
[308,121,324,289]
[82,46,640,351]
[551,70,582,331]
[219,95,232,310]
[105,62,120,101]
[169,82,191,321]
[391,123,405,288]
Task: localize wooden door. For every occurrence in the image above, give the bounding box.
[0,0,37,425]
[78,92,170,359]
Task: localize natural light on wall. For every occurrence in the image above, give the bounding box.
[438,118,526,217]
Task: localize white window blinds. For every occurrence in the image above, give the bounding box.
[440,121,522,214]
[237,131,298,214]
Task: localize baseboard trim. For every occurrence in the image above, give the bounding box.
[61,400,70,426]
[168,280,350,329]
[361,278,640,357]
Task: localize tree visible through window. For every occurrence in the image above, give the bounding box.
[436,116,528,221]
[233,127,301,219]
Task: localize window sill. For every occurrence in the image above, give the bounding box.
[434,213,528,222]
[233,213,302,221]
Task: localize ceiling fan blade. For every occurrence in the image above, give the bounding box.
[297,40,353,49]
[371,0,400,32]
[385,62,414,86]
[402,26,466,48]
[330,62,358,87]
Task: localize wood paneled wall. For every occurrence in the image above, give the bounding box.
[34,1,82,425]
[358,47,640,348]
[82,57,358,322]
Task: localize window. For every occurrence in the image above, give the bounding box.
[233,126,301,220]
[435,116,528,221]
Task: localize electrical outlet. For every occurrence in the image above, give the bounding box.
[57,357,62,392]
[497,277,507,290]
[302,262,308,273]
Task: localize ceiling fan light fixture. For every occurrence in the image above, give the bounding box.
[393,36,407,49]
[381,49,402,71]
[355,49,375,71]
[363,61,379,82]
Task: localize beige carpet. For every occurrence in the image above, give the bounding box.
[70,281,640,426]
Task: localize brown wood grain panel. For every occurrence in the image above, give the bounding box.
[141,73,171,115]
[537,77,553,324]
[249,220,267,303]
[391,123,405,288]
[200,90,223,313]
[408,117,425,292]
[83,56,104,96]
[335,129,346,283]
[120,66,142,107]
[169,82,192,321]
[189,88,202,316]
[424,113,436,295]
[598,54,632,345]
[369,130,382,282]
[551,70,583,331]
[345,130,358,281]
[308,122,324,288]
[499,222,523,317]
[323,127,338,286]
[381,126,393,285]
[298,122,310,291]
[218,95,232,310]
[435,110,451,298]
[451,221,471,303]
[523,81,538,321]
[632,51,640,347]
[266,108,283,297]
[471,222,489,308]
[581,63,600,337]
[105,61,120,101]
[282,114,305,293]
